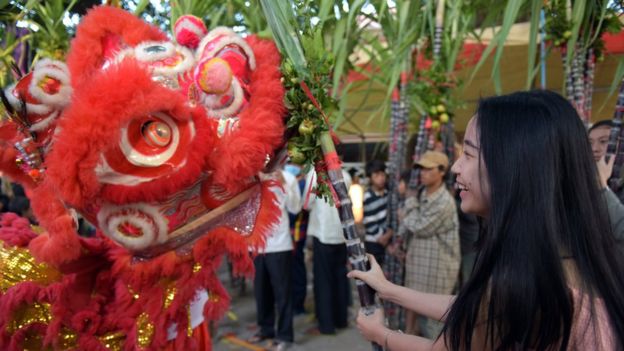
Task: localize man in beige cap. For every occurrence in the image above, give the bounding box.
[400,151,460,338]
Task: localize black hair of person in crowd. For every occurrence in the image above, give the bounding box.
[365,159,386,178]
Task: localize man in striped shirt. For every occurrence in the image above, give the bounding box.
[363,160,392,266]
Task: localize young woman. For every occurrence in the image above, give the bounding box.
[348,90,624,350]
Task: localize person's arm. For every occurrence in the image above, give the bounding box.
[378,279,455,321]
[283,171,302,214]
[597,156,624,248]
[347,254,454,321]
[377,228,393,246]
[355,308,447,351]
[604,187,624,245]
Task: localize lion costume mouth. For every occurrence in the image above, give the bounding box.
[132,184,261,259]
[94,177,264,258]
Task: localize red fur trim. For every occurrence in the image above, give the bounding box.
[27,184,81,265]
[66,6,167,88]
[45,59,215,207]
[0,140,36,189]
[208,37,286,193]
[0,213,36,247]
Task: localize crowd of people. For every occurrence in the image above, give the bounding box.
[247,90,624,351]
[0,181,35,223]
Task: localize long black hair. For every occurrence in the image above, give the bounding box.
[443,90,624,350]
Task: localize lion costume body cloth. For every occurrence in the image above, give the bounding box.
[0,6,287,350]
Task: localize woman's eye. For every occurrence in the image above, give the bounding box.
[142,121,172,147]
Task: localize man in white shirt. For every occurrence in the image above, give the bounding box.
[251,169,301,349]
[304,169,352,334]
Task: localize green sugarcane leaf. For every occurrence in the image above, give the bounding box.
[469,0,523,93]
[260,0,307,74]
[588,0,610,47]
[564,0,585,67]
[525,0,542,89]
[598,57,624,114]
[331,19,347,98]
[491,0,523,94]
[317,0,333,25]
[133,0,151,15]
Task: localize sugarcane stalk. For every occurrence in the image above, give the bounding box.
[608,78,624,193]
[387,87,402,231]
[443,118,456,188]
[583,48,595,123]
[384,70,410,330]
[319,132,382,351]
[409,115,428,190]
[572,46,585,123]
[563,51,574,104]
[540,9,547,89]
[433,0,445,61]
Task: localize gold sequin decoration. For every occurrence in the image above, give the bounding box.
[21,332,44,350]
[30,225,44,235]
[187,305,193,337]
[98,331,125,351]
[58,328,77,349]
[192,262,202,273]
[136,312,154,349]
[163,285,177,309]
[8,302,52,333]
[127,285,140,300]
[0,246,62,292]
[209,291,220,303]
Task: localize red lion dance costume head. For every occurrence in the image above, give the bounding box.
[0,6,285,350]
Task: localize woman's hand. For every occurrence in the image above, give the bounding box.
[356,307,387,345]
[597,155,615,189]
[347,254,392,298]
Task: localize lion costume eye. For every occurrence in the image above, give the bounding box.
[142,120,172,147]
[120,113,181,167]
[95,112,195,185]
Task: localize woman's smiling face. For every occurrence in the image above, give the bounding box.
[451,117,490,217]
